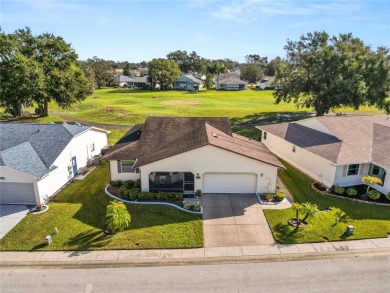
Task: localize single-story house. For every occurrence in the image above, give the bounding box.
[103,116,283,195]
[0,123,109,205]
[256,76,276,89]
[173,74,204,91]
[116,75,150,88]
[116,75,133,87]
[258,115,390,195]
[216,73,247,90]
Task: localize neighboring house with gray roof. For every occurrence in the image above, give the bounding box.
[216,73,247,90]
[116,75,150,88]
[103,116,283,195]
[0,123,109,205]
[173,74,204,91]
[258,115,390,195]
[256,76,276,89]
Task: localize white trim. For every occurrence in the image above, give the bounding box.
[104,185,203,215]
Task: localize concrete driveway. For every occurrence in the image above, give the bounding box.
[0,205,29,239]
[202,194,276,247]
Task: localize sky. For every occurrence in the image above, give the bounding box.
[1,0,390,63]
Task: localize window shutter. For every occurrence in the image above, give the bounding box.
[359,164,365,176]
[342,165,348,177]
[117,161,122,173]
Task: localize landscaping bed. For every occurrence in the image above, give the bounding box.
[312,183,390,206]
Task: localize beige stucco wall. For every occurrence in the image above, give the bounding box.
[260,131,337,187]
[138,145,279,193]
[109,160,141,181]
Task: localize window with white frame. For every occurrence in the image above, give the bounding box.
[121,160,135,172]
[347,164,360,176]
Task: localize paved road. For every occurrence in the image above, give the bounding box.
[1,256,389,292]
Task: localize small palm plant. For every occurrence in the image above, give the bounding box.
[291,202,320,227]
[361,176,382,195]
[106,200,131,233]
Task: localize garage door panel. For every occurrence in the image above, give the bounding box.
[203,173,256,194]
[0,182,36,205]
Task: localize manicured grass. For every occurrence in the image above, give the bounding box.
[264,161,390,243]
[0,163,203,251]
[40,88,382,126]
[106,128,128,145]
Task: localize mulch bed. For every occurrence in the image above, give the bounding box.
[288,218,308,228]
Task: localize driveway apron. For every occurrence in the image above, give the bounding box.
[202,194,275,248]
[0,205,29,239]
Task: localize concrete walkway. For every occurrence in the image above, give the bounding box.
[1,237,389,267]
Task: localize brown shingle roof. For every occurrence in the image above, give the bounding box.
[103,116,283,168]
[259,115,390,168]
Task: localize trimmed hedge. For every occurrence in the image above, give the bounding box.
[112,184,183,202]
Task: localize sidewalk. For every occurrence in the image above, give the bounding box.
[1,237,389,268]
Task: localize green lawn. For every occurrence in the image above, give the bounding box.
[30,88,383,126]
[0,163,203,251]
[264,161,390,243]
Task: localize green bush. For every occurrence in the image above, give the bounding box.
[175,193,183,201]
[265,193,274,201]
[275,190,285,201]
[386,193,390,201]
[110,180,122,187]
[367,190,381,200]
[117,185,128,196]
[128,189,138,201]
[195,189,202,197]
[124,180,134,189]
[166,192,175,200]
[346,187,358,197]
[333,185,345,195]
[193,204,201,212]
[156,192,167,200]
[134,179,141,188]
[184,203,191,210]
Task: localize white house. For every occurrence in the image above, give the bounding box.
[103,117,283,195]
[258,115,390,195]
[173,74,204,91]
[216,73,247,90]
[256,76,276,89]
[0,123,109,205]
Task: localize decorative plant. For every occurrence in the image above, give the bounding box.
[300,202,320,222]
[361,176,382,195]
[291,203,304,223]
[195,189,202,197]
[106,200,131,233]
[333,185,345,195]
[346,187,358,197]
[265,193,274,201]
[275,190,285,201]
[193,204,201,212]
[184,203,191,210]
[367,189,381,200]
[386,193,390,201]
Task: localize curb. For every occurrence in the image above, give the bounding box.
[1,248,389,269]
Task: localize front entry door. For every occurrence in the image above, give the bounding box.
[72,156,78,176]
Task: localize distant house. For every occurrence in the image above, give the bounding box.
[103,116,283,195]
[116,75,150,89]
[215,73,247,90]
[0,123,109,205]
[114,69,124,75]
[258,115,390,195]
[257,76,276,89]
[173,74,204,91]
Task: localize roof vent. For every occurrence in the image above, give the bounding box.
[212,132,218,138]
[75,122,81,127]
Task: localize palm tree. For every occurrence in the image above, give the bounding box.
[301,202,320,222]
[106,200,131,233]
[207,61,228,89]
[291,203,303,223]
[361,175,382,195]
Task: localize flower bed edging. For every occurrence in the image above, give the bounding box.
[311,183,390,207]
[28,204,49,215]
[256,193,286,205]
[105,186,203,215]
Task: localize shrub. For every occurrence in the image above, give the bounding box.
[106,200,131,233]
[275,190,285,201]
[110,180,122,187]
[134,179,141,188]
[184,203,191,210]
[195,189,202,197]
[128,189,138,201]
[124,180,134,189]
[175,193,183,201]
[137,192,150,200]
[333,185,345,195]
[265,193,274,201]
[367,189,381,200]
[193,204,201,212]
[156,192,167,200]
[346,187,358,197]
[117,185,128,196]
[166,192,175,200]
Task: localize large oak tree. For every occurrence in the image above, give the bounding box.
[274,31,390,116]
[148,58,181,90]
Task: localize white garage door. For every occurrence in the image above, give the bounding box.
[0,182,36,205]
[202,173,257,194]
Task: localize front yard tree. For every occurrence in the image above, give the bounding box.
[123,63,131,76]
[274,31,390,116]
[86,56,115,89]
[106,200,131,233]
[148,58,181,90]
[361,175,382,195]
